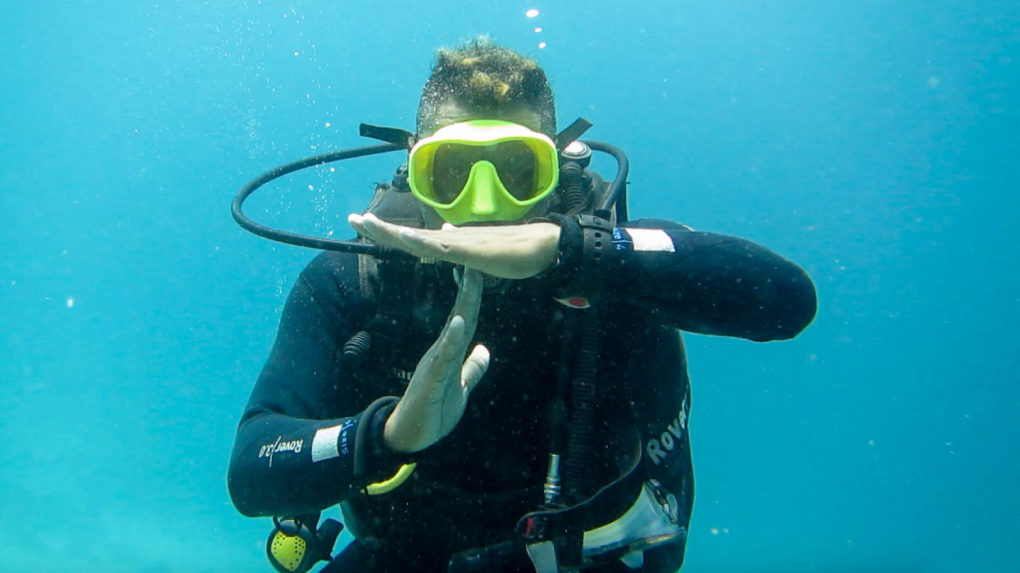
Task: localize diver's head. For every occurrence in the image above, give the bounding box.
[411,38,559,227]
[416,37,556,139]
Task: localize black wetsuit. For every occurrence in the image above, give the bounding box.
[228,217,817,572]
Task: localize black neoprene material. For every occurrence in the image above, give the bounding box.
[536,213,583,290]
[227,217,817,571]
[353,397,401,481]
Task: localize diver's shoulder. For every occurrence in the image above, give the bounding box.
[298,249,364,295]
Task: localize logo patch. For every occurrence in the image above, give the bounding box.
[645,397,689,466]
[259,436,304,467]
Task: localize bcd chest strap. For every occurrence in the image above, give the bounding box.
[518,424,644,572]
[447,425,651,573]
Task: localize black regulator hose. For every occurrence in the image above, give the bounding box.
[231,143,409,258]
[231,140,629,253]
[586,141,629,223]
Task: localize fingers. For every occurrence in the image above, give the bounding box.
[398,227,457,261]
[460,344,490,396]
[411,314,468,407]
[430,314,468,367]
[417,268,483,379]
[352,212,469,260]
[450,268,483,339]
[348,213,407,252]
[350,213,461,262]
[347,212,364,232]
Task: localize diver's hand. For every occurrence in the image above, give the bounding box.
[383,267,490,454]
[348,213,559,279]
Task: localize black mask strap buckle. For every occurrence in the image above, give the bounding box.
[359,123,416,149]
[555,118,594,151]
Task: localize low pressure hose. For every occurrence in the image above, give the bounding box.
[559,160,586,213]
[563,307,599,500]
[342,331,372,363]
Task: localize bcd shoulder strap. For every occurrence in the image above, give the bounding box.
[346,171,427,365]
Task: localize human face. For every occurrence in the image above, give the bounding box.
[415,100,556,227]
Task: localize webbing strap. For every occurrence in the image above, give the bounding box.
[517,425,645,570]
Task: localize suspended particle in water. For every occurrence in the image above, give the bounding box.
[526,9,540,18]
[66,297,75,308]
[538,42,547,49]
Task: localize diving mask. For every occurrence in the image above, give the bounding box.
[408,120,560,224]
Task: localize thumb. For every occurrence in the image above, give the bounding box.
[460,344,490,396]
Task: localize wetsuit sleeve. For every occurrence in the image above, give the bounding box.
[547,217,816,341]
[227,252,408,517]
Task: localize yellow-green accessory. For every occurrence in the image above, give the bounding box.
[266,516,342,573]
[365,462,417,495]
[267,527,308,572]
[408,120,560,224]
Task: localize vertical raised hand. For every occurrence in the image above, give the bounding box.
[383,268,490,453]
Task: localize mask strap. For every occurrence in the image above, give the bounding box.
[555,118,593,151]
[360,124,416,149]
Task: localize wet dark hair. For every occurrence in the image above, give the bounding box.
[416,37,556,137]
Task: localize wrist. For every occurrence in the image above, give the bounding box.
[354,397,416,481]
[534,214,582,281]
[533,222,562,274]
[537,214,615,307]
[382,409,415,454]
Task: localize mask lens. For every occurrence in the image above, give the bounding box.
[430,140,539,203]
[490,141,537,200]
[431,143,481,203]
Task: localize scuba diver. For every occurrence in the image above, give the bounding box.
[228,38,817,573]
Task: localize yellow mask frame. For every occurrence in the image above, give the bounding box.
[408,120,560,224]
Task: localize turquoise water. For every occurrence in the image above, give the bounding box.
[2,2,1017,571]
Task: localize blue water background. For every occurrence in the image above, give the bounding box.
[2,1,1017,571]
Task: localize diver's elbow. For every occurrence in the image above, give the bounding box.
[773,272,818,340]
[227,453,266,518]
